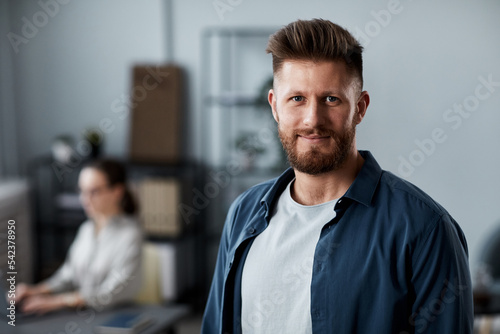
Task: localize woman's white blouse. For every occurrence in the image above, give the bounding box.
[44,215,143,309]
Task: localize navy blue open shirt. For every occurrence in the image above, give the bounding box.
[202,151,473,333]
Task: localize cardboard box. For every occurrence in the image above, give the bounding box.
[129,65,183,164]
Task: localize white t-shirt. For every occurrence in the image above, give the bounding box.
[241,180,338,333]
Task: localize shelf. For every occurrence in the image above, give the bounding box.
[204,93,259,107]
[200,27,288,298]
[29,155,207,292]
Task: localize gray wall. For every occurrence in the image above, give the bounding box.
[4,0,500,273]
[6,0,166,168]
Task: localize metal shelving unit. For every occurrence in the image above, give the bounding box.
[200,27,289,284]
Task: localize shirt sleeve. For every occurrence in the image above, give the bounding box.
[42,223,89,293]
[81,223,143,309]
[43,258,75,293]
[202,197,239,334]
[409,213,474,333]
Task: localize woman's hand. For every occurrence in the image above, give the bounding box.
[12,283,33,303]
[11,282,51,304]
[21,292,85,315]
[21,295,65,315]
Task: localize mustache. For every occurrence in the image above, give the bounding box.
[293,128,336,137]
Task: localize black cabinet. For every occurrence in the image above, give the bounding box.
[29,156,207,308]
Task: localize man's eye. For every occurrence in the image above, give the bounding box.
[326,96,338,102]
[292,96,303,102]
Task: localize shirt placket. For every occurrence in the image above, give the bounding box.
[310,197,352,332]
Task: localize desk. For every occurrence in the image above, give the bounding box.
[0,304,189,334]
[475,292,500,315]
[474,291,500,334]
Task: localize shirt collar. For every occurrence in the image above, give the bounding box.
[260,150,382,212]
[343,150,382,207]
[260,168,294,220]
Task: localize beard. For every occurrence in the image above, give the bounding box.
[278,123,356,175]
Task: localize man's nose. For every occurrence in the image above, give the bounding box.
[303,100,325,127]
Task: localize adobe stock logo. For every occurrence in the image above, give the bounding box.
[212,0,243,21]
[352,0,405,47]
[398,74,500,178]
[6,0,71,54]
[400,278,469,333]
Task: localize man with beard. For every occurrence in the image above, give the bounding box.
[202,19,473,334]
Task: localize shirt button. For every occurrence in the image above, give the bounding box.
[248,227,256,234]
[312,309,321,318]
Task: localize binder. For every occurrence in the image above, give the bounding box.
[138,178,181,237]
[94,313,154,334]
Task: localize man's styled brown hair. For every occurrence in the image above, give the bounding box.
[266,19,364,90]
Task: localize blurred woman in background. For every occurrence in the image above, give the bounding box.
[15,159,143,314]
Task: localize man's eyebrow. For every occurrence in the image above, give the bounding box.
[276,89,305,97]
[320,91,341,96]
[286,90,305,96]
[283,90,345,96]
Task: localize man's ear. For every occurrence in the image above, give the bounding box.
[268,88,279,122]
[355,91,370,125]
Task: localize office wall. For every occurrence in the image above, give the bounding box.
[0,1,19,177]
[168,0,500,271]
[6,0,500,272]
[7,0,166,170]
